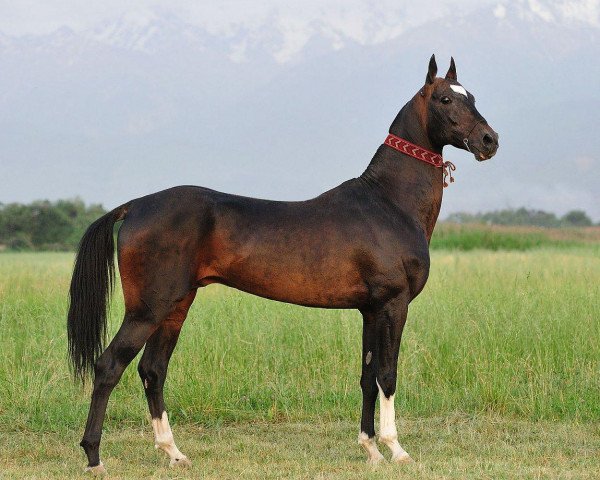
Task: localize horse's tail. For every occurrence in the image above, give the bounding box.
[67,203,129,382]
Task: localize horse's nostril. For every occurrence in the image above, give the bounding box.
[483,133,494,146]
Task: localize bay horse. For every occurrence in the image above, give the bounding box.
[68,55,498,474]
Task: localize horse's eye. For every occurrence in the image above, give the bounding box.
[441,96,451,104]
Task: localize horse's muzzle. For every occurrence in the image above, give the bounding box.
[476,126,499,161]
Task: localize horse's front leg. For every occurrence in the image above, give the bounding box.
[358,309,385,464]
[374,294,413,463]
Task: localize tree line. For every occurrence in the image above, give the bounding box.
[0,201,596,251]
[447,207,595,228]
[0,199,106,251]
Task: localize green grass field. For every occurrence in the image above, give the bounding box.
[0,247,599,478]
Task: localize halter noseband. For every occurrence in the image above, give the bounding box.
[384,134,456,187]
[462,120,483,153]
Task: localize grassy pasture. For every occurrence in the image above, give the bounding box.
[431,223,600,251]
[0,246,598,478]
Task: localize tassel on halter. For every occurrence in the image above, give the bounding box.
[443,161,456,188]
[383,134,457,188]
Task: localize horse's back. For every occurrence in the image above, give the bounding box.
[114,182,429,311]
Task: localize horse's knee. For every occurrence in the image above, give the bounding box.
[376,371,397,399]
[360,372,378,396]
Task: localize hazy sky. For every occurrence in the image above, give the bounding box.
[0,0,493,35]
[2,1,597,32]
[1,0,599,219]
[0,1,498,65]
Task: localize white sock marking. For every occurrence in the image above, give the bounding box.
[376,380,411,462]
[152,411,188,466]
[450,84,468,97]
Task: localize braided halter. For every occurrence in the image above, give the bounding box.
[384,133,456,187]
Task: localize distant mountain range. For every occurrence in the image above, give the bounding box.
[1,1,598,220]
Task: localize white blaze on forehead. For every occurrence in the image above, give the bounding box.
[450,84,468,97]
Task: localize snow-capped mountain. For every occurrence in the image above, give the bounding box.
[0,1,598,219]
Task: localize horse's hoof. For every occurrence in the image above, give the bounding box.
[391,452,414,464]
[84,462,107,476]
[170,456,192,468]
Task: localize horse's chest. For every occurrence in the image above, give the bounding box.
[361,234,430,302]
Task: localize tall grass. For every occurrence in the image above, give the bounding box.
[431,223,600,251]
[0,248,598,435]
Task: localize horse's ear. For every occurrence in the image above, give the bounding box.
[426,54,437,85]
[445,57,457,81]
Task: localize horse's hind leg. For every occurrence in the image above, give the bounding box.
[137,291,197,468]
[80,310,159,474]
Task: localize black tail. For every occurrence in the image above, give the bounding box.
[67,204,128,382]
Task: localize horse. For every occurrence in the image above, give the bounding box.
[67,55,498,474]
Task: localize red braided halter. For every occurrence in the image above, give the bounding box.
[384,133,456,187]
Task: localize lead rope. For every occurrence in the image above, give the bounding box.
[443,161,456,188]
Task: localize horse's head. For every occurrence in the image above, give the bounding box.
[420,55,499,160]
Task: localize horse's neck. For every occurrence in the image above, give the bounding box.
[360,101,444,241]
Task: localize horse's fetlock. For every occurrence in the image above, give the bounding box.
[379,430,398,444]
[80,436,100,453]
[155,433,175,449]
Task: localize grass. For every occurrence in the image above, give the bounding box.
[0,247,599,478]
[430,223,600,251]
[1,417,598,479]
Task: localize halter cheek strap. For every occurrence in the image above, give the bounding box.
[384,134,456,187]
